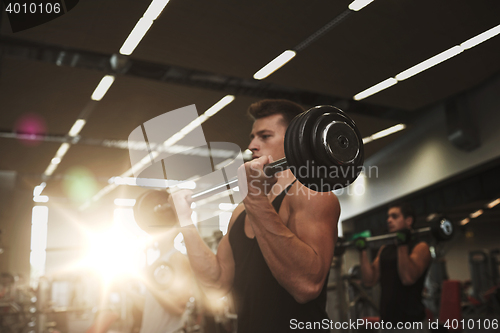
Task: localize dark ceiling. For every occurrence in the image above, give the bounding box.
[1,0,499,206]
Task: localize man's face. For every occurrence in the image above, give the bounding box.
[387,207,412,232]
[248,114,287,162]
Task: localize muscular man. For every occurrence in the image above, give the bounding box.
[358,203,432,330]
[139,229,195,333]
[173,99,340,332]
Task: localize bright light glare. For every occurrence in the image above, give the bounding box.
[174,232,186,254]
[119,18,154,55]
[395,46,463,81]
[178,181,196,190]
[68,119,86,137]
[460,218,470,226]
[80,209,149,282]
[114,198,136,207]
[51,157,61,165]
[219,203,238,211]
[487,198,500,209]
[461,24,500,50]
[253,50,296,80]
[91,75,115,101]
[353,78,397,101]
[348,0,375,11]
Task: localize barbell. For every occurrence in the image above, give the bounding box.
[133,105,364,231]
[334,215,455,256]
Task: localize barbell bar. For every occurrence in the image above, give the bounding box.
[335,216,454,256]
[134,105,364,232]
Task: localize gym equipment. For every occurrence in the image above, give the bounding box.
[148,260,174,290]
[335,216,454,255]
[133,105,364,230]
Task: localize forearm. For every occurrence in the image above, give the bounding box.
[397,245,421,285]
[245,198,327,302]
[181,227,224,290]
[148,288,186,316]
[359,251,376,287]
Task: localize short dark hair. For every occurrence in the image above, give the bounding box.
[247,99,304,127]
[388,202,416,227]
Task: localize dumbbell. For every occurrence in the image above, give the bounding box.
[335,215,454,256]
[134,105,364,232]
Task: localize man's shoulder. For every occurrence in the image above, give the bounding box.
[286,181,340,209]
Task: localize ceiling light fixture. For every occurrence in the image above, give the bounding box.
[348,0,375,11]
[353,24,500,101]
[91,75,115,101]
[395,46,463,81]
[68,119,86,137]
[487,198,500,209]
[120,0,171,55]
[461,24,500,50]
[55,143,70,158]
[470,209,483,219]
[354,78,397,101]
[253,50,296,80]
[460,218,470,225]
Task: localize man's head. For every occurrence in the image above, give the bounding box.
[387,203,415,232]
[247,99,304,161]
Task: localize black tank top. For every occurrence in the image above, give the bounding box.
[229,182,329,333]
[379,240,428,323]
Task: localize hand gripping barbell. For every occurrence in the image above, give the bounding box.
[334,215,455,256]
[133,105,364,231]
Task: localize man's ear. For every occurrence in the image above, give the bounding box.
[405,217,413,229]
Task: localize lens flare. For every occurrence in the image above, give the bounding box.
[14,113,47,146]
[63,167,98,202]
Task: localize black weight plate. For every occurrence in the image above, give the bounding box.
[284,110,306,180]
[311,107,364,187]
[430,216,454,241]
[133,190,177,234]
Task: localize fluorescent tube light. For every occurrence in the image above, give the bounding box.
[51,157,61,165]
[371,124,406,140]
[253,50,296,80]
[353,78,397,101]
[204,95,235,117]
[395,46,463,81]
[56,143,70,157]
[44,163,58,176]
[461,24,500,50]
[119,18,154,55]
[114,198,136,207]
[487,198,500,209]
[470,209,483,219]
[348,0,375,11]
[91,75,115,101]
[33,196,49,203]
[143,0,171,20]
[68,119,86,137]
[460,218,470,226]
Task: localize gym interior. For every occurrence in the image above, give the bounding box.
[1,1,499,332]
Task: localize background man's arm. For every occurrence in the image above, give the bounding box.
[360,246,383,287]
[397,242,431,285]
